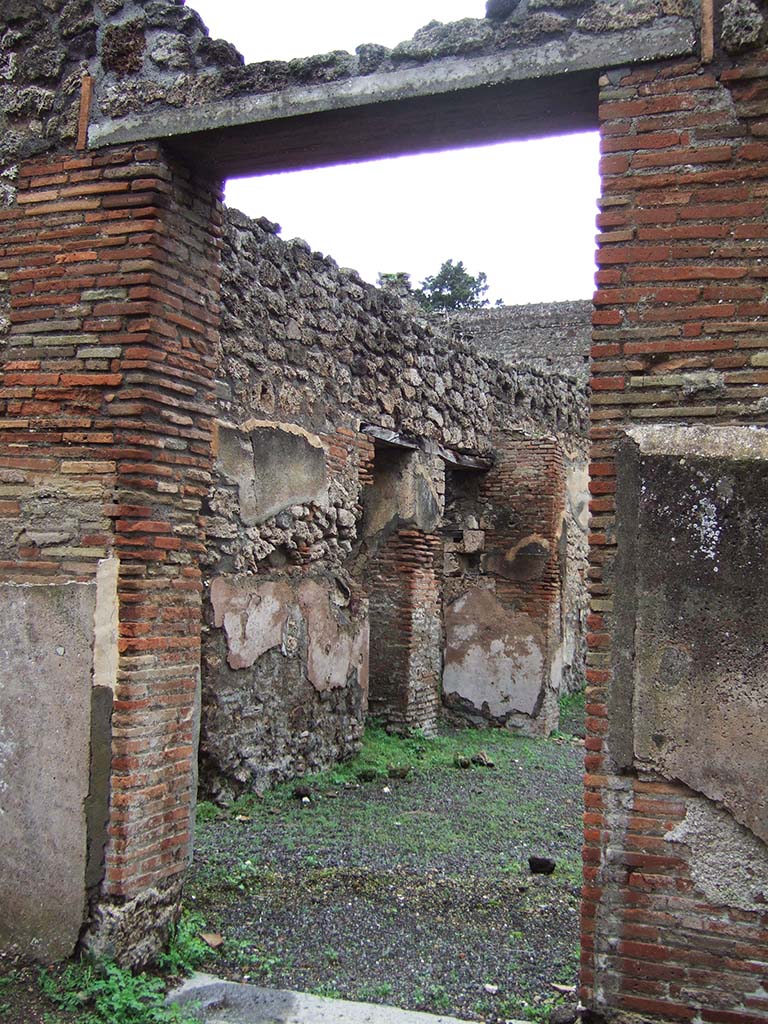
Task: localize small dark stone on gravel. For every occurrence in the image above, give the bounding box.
[455,755,472,769]
[550,1005,579,1024]
[292,785,312,800]
[471,750,495,768]
[357,768,378,782]
[387,764,412,779]
[486,0,520,20]
[529,855,557,875]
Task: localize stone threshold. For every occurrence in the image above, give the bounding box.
[168,972,526,1024]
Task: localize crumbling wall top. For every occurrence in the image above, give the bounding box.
[84,0,699,153]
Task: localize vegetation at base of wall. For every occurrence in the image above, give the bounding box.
[33,912,208,1024]
[557,688,586,738]
[156,911,209,977]
[38,960,193,1024]
[203,717,583,822]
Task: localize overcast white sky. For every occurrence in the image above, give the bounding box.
[188,1,600,305]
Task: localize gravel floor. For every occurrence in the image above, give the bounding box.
[0,708,585,1024]
[187,719,585,1023]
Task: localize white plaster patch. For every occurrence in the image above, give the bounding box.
[0,582,95,959]
[444,587,546,718]
[215,419,328,525]
[210,577,292,670]
[667,797,768,913]
[93,555,119,692]
[691,492,721,561]
[0,734,14,799]
[627,423,768,461]
[298,580,368,692]
[210,576,369,692]
[237,418,326,449]
[452,622,477,644]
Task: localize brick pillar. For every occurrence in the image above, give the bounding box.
[367,528,441,734]
[0,144,221,962]
[479,432,566,735]
[583,55,768,1023]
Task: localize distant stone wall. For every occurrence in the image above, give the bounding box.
[448,301,593,381]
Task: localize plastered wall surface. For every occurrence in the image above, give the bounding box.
[614,427,768,844]
[442,432,572,733]
[443,587,546,719]
[0,583,96,960]
[215,421,329,527]
[201,574,368,802]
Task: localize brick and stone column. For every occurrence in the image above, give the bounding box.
[0,143,221,962]
[583,55,768,1023]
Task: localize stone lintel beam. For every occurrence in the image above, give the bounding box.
[88,19,695,176]
[362,424,493,471]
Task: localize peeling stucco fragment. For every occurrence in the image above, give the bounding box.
[210,577,292,670]
[209,575,368,694]
[215,419,328,526]
[298,579,369,693]
[667,797,768,913]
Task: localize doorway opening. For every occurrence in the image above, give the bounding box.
[184,4,597,1020]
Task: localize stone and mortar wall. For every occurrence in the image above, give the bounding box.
[216,210,588,446]
[202,207,589,794]
[450,300,594,381]
[583,47,768,1024]
[198,417,373,803]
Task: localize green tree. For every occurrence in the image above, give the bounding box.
[413,259,497,312]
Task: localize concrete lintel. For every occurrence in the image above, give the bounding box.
[88,19,695,154]
[625,423,768,461]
